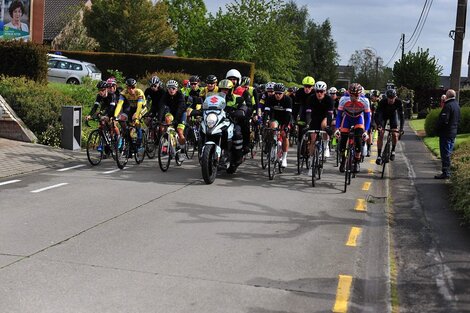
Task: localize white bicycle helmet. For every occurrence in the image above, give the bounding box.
[166,80,178,89]
[314,81,327,91]
[225,69,242,85]
[265,82,275,91]
[328,87,338,95]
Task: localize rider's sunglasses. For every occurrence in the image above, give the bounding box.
[304,85,313,89]
[127,86,136,89]
[275,92,283,95]
[267,90,274,93]
[168,87,177,90]
[190,83,198,85]
[151,84,158,88]
[316,90,325,94]
[99,88,106,92]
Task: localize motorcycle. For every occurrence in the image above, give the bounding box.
[196,93,240,184]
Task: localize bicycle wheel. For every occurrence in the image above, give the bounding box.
[312,146,319,187]
[267,143,275,180]
[115,134,130,169]
[335,138,340,167]
[135,129,147,164]
[158,133,171,172]
[344,148,352,192]
[381,141,391,179]
[86,129,103,166]
[146,128,158,159]
[318,141,325,180]
[297,136,308,174]
[185,127,196,159]
[261,140,269,169]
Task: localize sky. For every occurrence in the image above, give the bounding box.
[203,0,469,77]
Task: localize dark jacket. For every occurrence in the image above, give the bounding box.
[436,97,461,138]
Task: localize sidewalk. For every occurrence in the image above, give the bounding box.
[0,138,86,179]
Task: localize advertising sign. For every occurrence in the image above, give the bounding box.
[0,0,31,41]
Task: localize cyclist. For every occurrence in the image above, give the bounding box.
[263,83,292,168]
[334,83,371,173]
[235,76,259,110]
[218,79,247,165]
[295,76,316,142]
[305,81,334,165]
[199,74,218,101]
[159,79,187,150]
[86,80,117,122]
[375,88,404,165]
[144,75,165,126]
[114,78,146,148]
[366,89,380,157]
[226,70,252,154]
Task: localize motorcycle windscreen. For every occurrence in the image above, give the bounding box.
[203,93,227,110]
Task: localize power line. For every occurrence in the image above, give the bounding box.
[384,36,403,67]
[404,0,430,44]
[407,0,434,51]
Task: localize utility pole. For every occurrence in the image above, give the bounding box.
[450,0,467,97]
[401,33,405,60]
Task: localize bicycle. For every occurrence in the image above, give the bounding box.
[264,126,283,180]
[157,123,187,172]
[297,128,311,175]
[379,128,401,179]
[115,117,147,169]
[144,116,163,159]
[85,116,117,166]
[306,130,327,187]
[342,126,361,193]
[249,117,263,159]
[184,117,200,160]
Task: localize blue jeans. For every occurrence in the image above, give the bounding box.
[439,136,455,176]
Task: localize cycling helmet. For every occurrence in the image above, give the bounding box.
[348,83,362,95]
[125,78,137,87]
[226,69,242,84]
[96,80,108,89]
[371,89,380,97]
[265,82,275,91]
[328,87,338,95]
[314,81,327,91]
[386,89,397,98]
[149,76,161,86]
[273,83,285,93]
[339,88,347,94]
[218,79,234,90]
[106,77,117,86]
[205,74,217,84]
[302,76,315,86]
[240,76,250,86]
[189,75,200,83]
[166,79,178,89]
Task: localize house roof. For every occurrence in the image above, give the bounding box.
[43,0,87,41]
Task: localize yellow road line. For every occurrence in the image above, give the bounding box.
[368,168,374,175]
[369,159,376,165]
[355,198,367,212]
[333,275,353,312]
[362,182,371,191]
[346,227,362,247]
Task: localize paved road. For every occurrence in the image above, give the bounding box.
[0,139,389,313]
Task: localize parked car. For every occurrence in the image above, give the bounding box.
[47,58,101,84]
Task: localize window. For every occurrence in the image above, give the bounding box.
[58,61,70,70]
[47,60,58,68]
[70,63,83,71]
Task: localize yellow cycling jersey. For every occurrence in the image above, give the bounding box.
[114,88,146,118]
[200,86,219,99]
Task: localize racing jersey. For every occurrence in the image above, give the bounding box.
[114,88,145,118]
[159,90,186,125]
[89,93,117,117]
[336,95,371,131]
[264,94,293,126]
[305,94,334,128]
[375,98,404,129]
[199,86,219,100]
[144,87,165,117]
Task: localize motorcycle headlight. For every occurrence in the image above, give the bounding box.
[206,113,218,129]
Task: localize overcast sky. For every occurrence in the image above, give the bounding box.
[203,0,469,77]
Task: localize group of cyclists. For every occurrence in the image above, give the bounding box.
[86,68,405,180]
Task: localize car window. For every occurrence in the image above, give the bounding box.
[86,64,101,73]
[47,60,58,68]
[58,61,70,70]
[70,63,83,71]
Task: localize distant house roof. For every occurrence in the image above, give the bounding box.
[439,76,469,89]
[43,0,87,42]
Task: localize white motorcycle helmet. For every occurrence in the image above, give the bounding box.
[226,69,242,86]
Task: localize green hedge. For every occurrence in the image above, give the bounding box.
[0,76,75,146]
[424,107,470,136]
[450,141,470,224]
[57,50,255,83]
[0,41,48,83]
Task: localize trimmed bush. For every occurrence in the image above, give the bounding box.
[424,109,440,137]
[57,50,255,84]
[450,141,470,225]
[0,41,48,83]
[458,107,470,134]
[0,76,75,145]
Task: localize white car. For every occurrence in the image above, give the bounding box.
[47,57,101,84]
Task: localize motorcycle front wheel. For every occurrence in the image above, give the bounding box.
[201,145,218,184]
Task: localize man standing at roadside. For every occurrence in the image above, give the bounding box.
[434,89,461,179]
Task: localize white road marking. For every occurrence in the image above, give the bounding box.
[0,180,21,186]
[57,164,86,172]
[31,183,68,193]
[103,168,123,174]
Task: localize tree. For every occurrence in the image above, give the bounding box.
[83,0,176,54]
[52,6,99,51]
[393,48,442,90]
[164,0,208,57]
[349,48,383,89]
[305,19,339,86]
